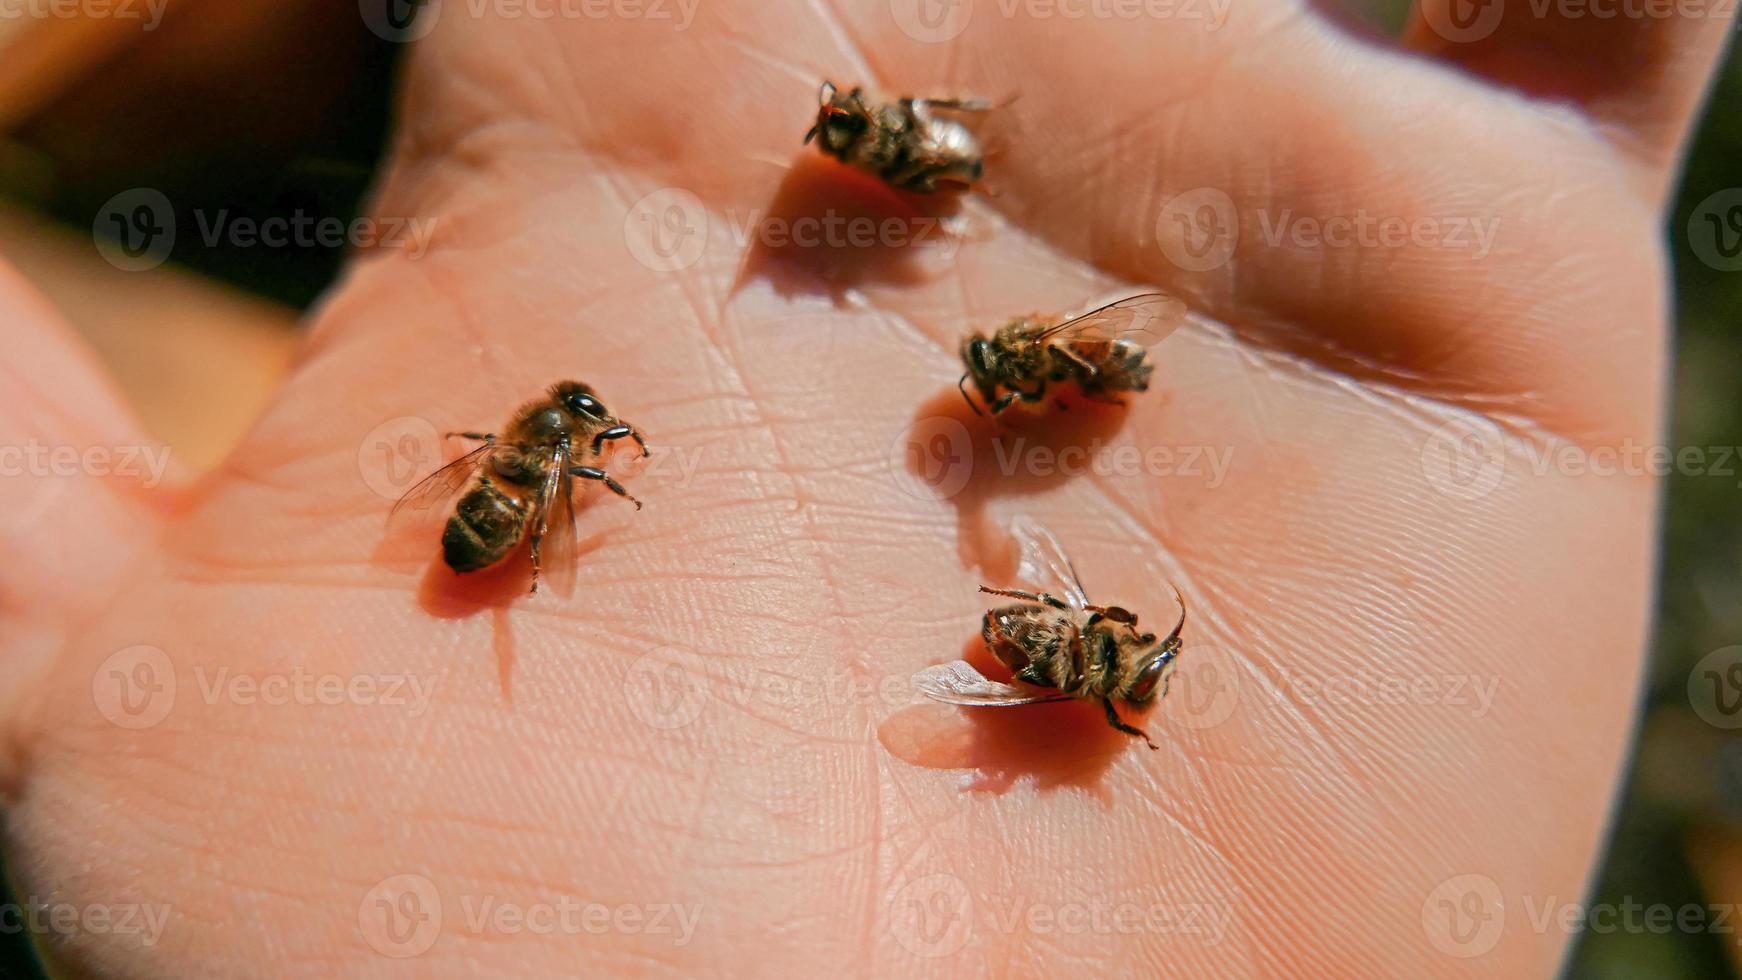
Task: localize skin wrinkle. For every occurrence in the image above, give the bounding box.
[0,0,1694,974]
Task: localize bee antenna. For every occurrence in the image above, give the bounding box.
[958,374,984,417]
[804,124,819,144]
[1163,583,1187,645]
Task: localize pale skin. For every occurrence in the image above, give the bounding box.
[0,0,1727,975]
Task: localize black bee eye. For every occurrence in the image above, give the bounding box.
[1127,655,1170,703]
[969,338,992,371]
[567,394,605,418]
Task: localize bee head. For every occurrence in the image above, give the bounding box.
[1124,642,1177,705]
[957,335,1002,413]
[1122,589,1186,705]
[552,381,610,422]
[807,82,869,155]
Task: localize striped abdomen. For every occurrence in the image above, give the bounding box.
[442,480,527,573]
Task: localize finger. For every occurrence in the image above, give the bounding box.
[1403,0,1736,182]
[0,257,169,767]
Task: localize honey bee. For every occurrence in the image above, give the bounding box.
[958,293,1187,416]
[388,381,648,595]
[804,81,987,193]
[914,518,1186,749]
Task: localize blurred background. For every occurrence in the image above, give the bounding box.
[0,3,1736,977]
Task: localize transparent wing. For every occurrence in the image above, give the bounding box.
[385,442,500,532]
[912,660,1070,707]
[1037,292,1186,351]
[1010,515,1089,610]
[533,448,578,598]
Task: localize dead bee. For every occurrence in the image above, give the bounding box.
[914,518,1186,749]
[959,293,1187,416]
[388,381,648,595]
[804,80,987,193]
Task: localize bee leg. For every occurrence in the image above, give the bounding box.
[527,532,543,594]
[592,425,650,458]
[917,97,993,113]
[978,586,1071,611]
[1056,346,1098,376]
[570,466,642,510]
[1102,698,1159,750]
[448,431,495,443]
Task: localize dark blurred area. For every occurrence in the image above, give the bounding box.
[0,3,1737,977]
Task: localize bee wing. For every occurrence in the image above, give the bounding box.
[385,442,502,533]
[913,660,1070,707]
[1010,515,1090,610]
[1037,292,1187,351]
[532,446,578,598]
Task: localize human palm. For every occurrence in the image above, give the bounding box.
[0,1,1725,975]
